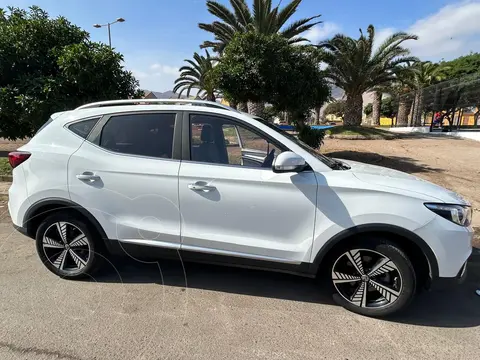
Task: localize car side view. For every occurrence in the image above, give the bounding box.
[9,99,473,317]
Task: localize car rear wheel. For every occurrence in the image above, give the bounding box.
[329,238,416,317]
[35,213,103,279]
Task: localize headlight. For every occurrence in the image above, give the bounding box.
[425,203,472,226]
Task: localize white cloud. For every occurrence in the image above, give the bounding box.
[150,63,180,76]
[125,60,181,91]
[131,69,149,79]
[376,1,480,60]
[304,22,341,43]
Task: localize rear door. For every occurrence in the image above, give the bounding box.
[67,111,182,249]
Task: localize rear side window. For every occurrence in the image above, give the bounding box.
[68,118,100,139]
[99,113,175,158]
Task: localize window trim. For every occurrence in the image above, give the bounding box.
[182,112,289,167]
[85,110,183,160]
[64,116,102,140]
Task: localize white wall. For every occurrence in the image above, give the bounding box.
[388,127,430,133]
[388,127,480,141]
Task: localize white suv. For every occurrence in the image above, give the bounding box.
[9,99,472,317]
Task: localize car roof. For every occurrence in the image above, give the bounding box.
[54,102,256,127]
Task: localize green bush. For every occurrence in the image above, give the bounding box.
[0,158,12,175]
[298,126,325,149]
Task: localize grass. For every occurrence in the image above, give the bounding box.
[0,158,11,176]
[326,126,396,139]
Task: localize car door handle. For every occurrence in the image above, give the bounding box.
[188,182,216,192]
[76,172,100,182]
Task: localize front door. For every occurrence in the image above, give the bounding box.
[68,111,182,249]
[178,113,318,263]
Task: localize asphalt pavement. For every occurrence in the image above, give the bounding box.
[1,216,480,360]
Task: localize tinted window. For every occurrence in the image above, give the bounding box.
[68,118,99,139]
[100,113,175,158]
[190,114,282,168]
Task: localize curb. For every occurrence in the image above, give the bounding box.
[327,134,397,140]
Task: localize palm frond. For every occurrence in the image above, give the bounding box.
[372,31,418,60]
[230,0,252,27]
[276,0,302,29]
[206,0,243,30]
[253,0,267,32]
[279,15,321,39]
[198,23,217,35]
[287,36,309,44]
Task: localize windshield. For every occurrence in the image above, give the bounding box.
[253,118,338,168]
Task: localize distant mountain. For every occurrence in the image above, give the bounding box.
[142,90,186,99]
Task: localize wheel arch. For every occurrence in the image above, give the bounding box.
[310,224,439,281]
[23,198,109,249]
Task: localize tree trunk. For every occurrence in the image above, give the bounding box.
[372,91,382,126]
[237,102,248,113]
[315,107,321,124]
[397,98,413,127]
[206,93,216,102]
[413,91,423,126]
[474,105,480,127]
[247,101,265,117]
[407,96,415,127]
[344,93,363,126]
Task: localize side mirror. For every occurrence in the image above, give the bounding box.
[272,151,306,173]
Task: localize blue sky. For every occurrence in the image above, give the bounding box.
[2,0,480,91]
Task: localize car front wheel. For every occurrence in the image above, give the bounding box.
[35,213,102,279]
[330,239,416,317]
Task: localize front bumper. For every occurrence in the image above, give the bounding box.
[429,261,468,291]
[414,217,472,277]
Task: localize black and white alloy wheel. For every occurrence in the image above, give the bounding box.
[42,222,90,274]
[36,213,102,279]
[330,240,416,317]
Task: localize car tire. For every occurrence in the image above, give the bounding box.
[328,237,416,317]
[35,212,103,279]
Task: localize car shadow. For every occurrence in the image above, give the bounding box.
[94,256,335,305]
[325,150,445,174]
[92,256,480,328]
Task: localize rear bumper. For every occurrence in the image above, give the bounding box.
[429,261,468,291]
[12,223,30,238]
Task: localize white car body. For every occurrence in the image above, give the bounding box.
[8,100,473,315]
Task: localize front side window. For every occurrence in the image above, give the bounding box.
[99,113,175,158]
[251,117,338,169]
[190,114,283,168]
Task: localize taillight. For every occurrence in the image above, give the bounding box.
[8,151,31,169]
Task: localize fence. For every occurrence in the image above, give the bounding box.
[394,73,480,130]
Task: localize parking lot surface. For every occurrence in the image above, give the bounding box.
[1,214,480,359]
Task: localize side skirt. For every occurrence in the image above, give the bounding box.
[106,240,316,278]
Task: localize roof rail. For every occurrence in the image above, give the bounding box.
[75,99,236,112]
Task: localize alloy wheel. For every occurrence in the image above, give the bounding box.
[332,249,403,308]
[42,222,91,274]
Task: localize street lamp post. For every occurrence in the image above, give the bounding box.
[93,17,125,47]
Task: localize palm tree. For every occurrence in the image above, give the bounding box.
[173,51,217,101]
[411,62,447,126]
[371,91,382,126]
[318,25,418,126]
[198,0,321,53]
